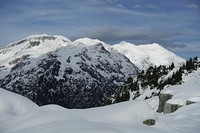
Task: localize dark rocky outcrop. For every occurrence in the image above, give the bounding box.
[186,100,197,105]
[157,93,173,113]
[163,103,183,113]
[143,119,155,126]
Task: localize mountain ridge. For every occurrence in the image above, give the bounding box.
[0,34,185,70]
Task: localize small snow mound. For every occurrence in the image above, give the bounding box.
[96,100,157,124]
[40,104,67,112]
[0,88,38,115]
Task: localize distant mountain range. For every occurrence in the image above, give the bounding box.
[0,34,185,108]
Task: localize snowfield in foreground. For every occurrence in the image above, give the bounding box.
[0,88,200,133]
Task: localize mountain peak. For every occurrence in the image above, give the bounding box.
[7,34,70,47]
[138,43,164,49]
[118,41,136,46]
[74,38,105,46]
[25,34,71,43]
[0,34,71,70]
[112,42,185,70]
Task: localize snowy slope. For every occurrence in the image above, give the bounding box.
[0,88,38,122]
[111,41,185,70]
[0,88,182,133]
[157,103,200,133]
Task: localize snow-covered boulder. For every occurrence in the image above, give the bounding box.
[186,97,200,105]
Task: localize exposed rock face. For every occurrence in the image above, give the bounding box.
[157,93,173,113]
[163,103,183,113]
[143,119,155,126]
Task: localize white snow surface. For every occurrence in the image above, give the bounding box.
[158,103,200,133]
[1,88,200,133]
[162,68,200,105]
[0,88,173,133]
[0,88,38,122]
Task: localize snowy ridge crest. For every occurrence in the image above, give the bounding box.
[111,42,185,70]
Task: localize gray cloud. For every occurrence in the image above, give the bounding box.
[185,3,199,10]
[87,0,116,5]
[82,27,187,48]
[106,6,164,17]
[146,4,159,9]
[149,39,186,48]
[133,4,159,9]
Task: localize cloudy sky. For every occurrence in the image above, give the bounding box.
[0,0,199,58]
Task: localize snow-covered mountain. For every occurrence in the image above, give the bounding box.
[111,41,185,70]
[0,34,139,108]
[0,34,185,108]
[0,35,185,80]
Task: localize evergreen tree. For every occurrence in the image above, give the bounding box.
[186,58,194,71]
[126,77,133,84]
[121,91,130,102]
[169,62,175,70]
